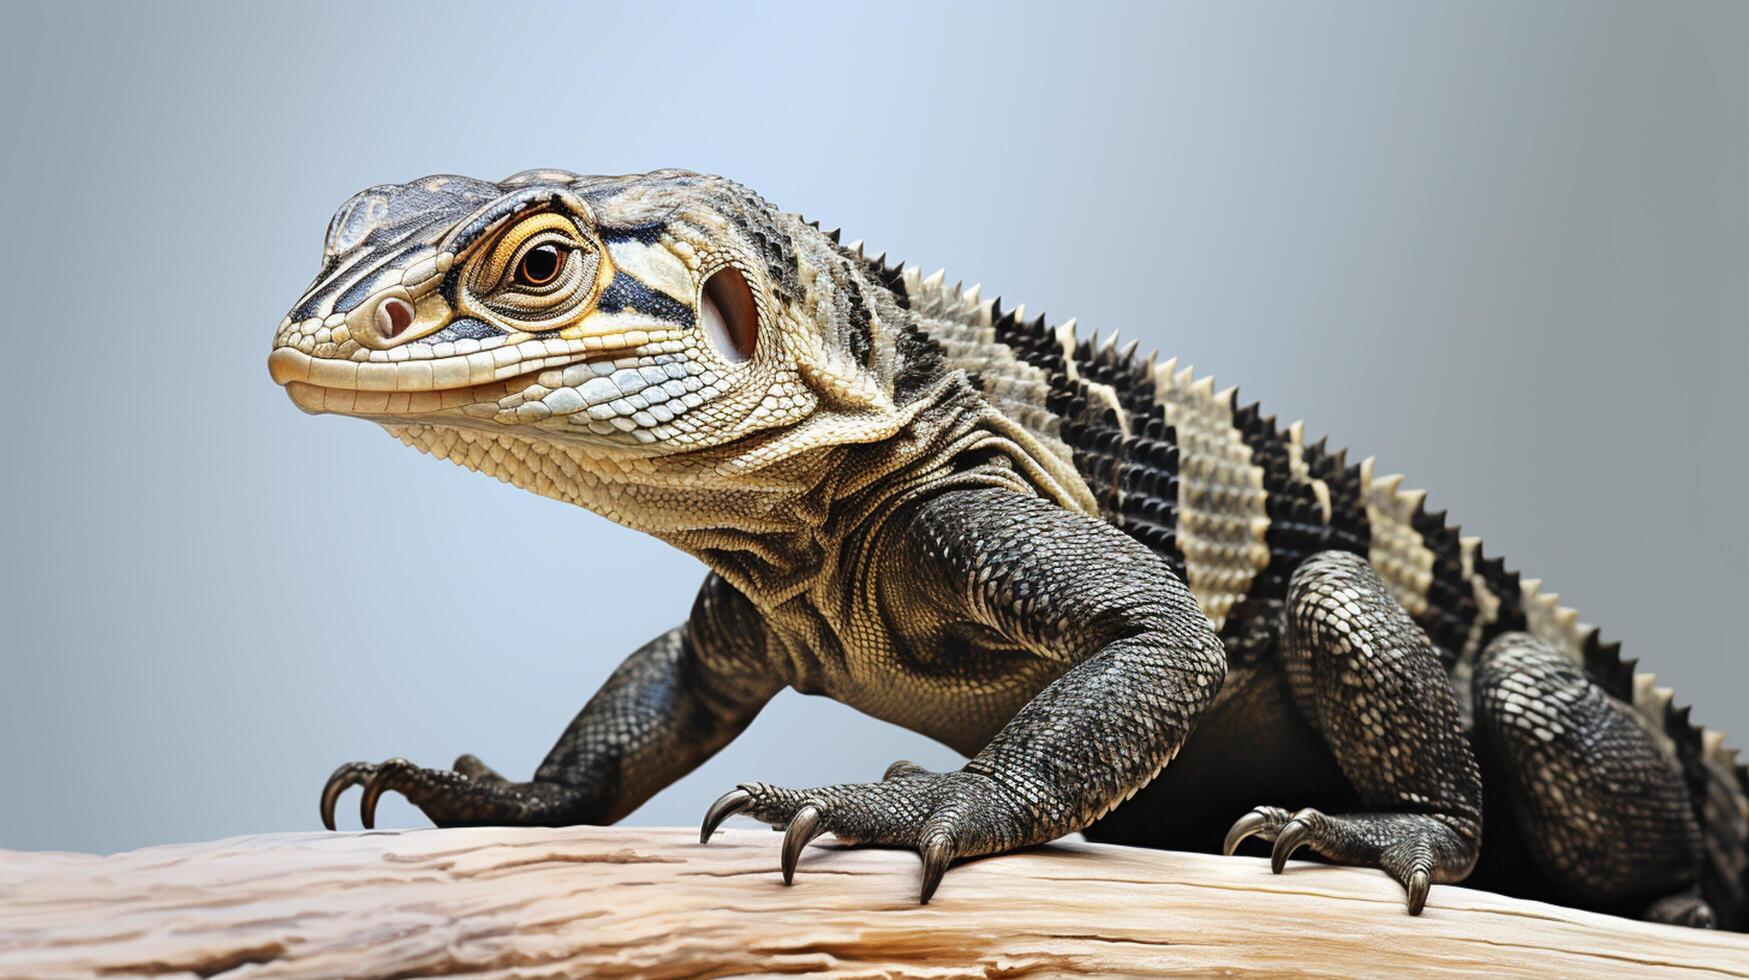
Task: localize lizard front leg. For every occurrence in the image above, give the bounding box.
[321,574,780,829]
[700,486,1227,902]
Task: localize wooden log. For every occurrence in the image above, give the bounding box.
[2,825,1744,978]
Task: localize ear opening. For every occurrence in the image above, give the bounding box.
[701,266,758,363]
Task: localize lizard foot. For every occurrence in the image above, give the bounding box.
[320,755,578,830]
[699,761,1019,904]
[1223,805,1476,915]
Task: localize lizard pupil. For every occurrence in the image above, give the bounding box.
[517,244,565,286]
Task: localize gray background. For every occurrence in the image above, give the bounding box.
[2,1,1743,854]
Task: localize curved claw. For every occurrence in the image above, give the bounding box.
[320,763,369,831]
[1406,869,1430,916]
[360,775,385,830]
[1223,810,1267,856]
[699,788,752,844]
[780,805,826,884]
[1270,818,1311,873]
[359,757,410,830]
[919,835,953,904]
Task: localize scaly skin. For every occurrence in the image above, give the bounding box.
[271,169,1747,928]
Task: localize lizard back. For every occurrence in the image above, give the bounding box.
[877,248,1749,927]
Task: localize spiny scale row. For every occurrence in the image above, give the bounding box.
[823,231,1748,875]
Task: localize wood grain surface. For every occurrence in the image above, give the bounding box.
[3,825,1745,977]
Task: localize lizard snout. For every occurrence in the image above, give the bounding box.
[344,287,422,349]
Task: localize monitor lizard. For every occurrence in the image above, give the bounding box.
[268,169,1746,927]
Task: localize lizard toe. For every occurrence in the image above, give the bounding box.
[780,804,828,883]
[1221,809,1267,856]
[1224,802,1473,916]
[1269,809,1322,873]
[360,757,418,830]
[319,761,380,831]
[1220,805,1293,856]
[698,788,752,844]
[323,755,562,830]
[703,769,1013,902]
[918,832,956,904]
[1406,869,1431,916]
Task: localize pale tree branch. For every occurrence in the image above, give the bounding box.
[2,826,1744,977]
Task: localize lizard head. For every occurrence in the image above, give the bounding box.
[269,170,912,524]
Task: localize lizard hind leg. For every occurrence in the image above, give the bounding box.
[1473,632,1714,928]
[1222,550,1484,914]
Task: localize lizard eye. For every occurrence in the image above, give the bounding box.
[460,214,605,331]
[516,244,566,287]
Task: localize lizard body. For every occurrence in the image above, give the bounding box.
[270,170,1747,927]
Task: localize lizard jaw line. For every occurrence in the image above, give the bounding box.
[269,329,677,402]
[269,329,679,417]
[280,369,547,417]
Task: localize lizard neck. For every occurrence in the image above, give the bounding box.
[383,418,851,598]
[384,373,1094,608]
[668,375,1101,606]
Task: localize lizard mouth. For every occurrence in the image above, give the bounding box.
[267,329,681,416]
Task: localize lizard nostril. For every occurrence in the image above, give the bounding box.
[378,297,415,340]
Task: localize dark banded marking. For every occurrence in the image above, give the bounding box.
[597,222,667,245]
[841,277,874,367]
[1053,387,1126,518]
[1409,501,1480,660]
[442,186,579,258]
[870,254,909,310]
[1232,399,1333,605]
[705,183,802,306]
[891,322,947,403]
[987,307,1186,576]
[331,241,440,315]
[1071,334,1156,419]
[1301,436,1371,558]
[990,302,1067,377]
[595,271,695,326]
[421,316,499,344]
[994,309,1124,515]
[1055,336,1133,503]
[288,250,384,322]
[1116,409,1186,580]
[1472,542,1528,643]
[291,214,462,321]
